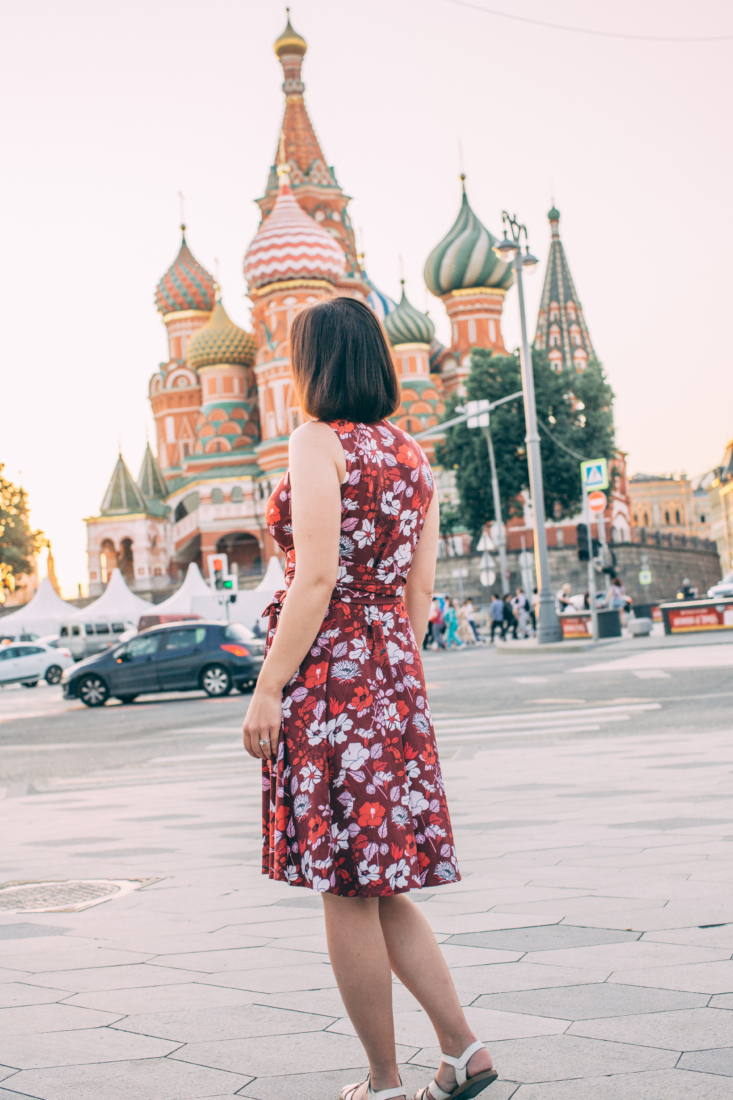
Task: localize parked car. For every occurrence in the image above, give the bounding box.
[0,642,73,687]
[708,571,733,599]
[58,620,136,660]
[0,631,40,645]
[61,621,265,707]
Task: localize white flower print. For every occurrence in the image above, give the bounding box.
[382,702,401,730]
[365,606,394,635]
[300,762,322,793]
[293,793,311,819]
[413,712,431,734]
[331,824,350,850]
[409,790,430,816]
[391,805,410,827]
[399,509,418,536]
[358,859,381,885]
[342,743,370,771]
[393,542,412,572]
[386,859,409,889]
[354,519,375,547]
[381,491,400,517]
[434,861,458,882]
[307,713,353,746]
[313,876,332,892]
[349,636,371,664]
[343,496,358,511]
[332,660,361,682]
[387,640,405,666]
[337,564,354,585]
[405,759,420,780]
[339,535,355,558]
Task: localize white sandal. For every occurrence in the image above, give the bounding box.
[413,1040,498,1100]
[341,1075,405,1100]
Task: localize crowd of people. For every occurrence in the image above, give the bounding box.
[425,589,538,648]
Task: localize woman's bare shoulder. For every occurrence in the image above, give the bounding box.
[289,420,345,468]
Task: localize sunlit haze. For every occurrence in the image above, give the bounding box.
[2,0,731,596]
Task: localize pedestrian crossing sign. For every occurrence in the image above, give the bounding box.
[580,458,609,491]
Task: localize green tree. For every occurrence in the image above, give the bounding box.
[0,465,45,602]
[436,348,615,539]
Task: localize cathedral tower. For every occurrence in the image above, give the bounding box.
[424,177,513,393]
[150,228,215,469]
[534,206,595,372]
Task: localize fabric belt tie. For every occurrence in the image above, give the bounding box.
[262,585,405,647]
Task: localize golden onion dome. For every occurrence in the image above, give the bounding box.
[187,295,256,369]
[274,11,307,58]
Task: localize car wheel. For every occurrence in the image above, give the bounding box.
[78,675,109,707]
[201,664,232,697]
[116,695,137,705]
[45,665,63,685]
[22,680,39,688]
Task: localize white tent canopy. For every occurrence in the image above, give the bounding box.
[153,562,211,615]
[255,556,285,591]
[0,578,73,637]
[72,569,152,624]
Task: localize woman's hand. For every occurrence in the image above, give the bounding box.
[242,686,283,761]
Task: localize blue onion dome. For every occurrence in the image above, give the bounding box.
[424,176,513,295]
[384,282,436,346]
[360,258,397,323]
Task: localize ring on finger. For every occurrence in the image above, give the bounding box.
[259,739,270,746]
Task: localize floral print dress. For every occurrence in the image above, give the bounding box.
[262,419,460,897]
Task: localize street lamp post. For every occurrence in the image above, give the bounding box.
[494,214,562,644]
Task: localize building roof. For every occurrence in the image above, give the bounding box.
[137,443,168,499]
[187,296,256,369]
[534,206,597,369]
[424,177,513,297]
[385,282,435,346]
[274,11,307,57]
[100,454,148,515]
[361,263,397,323]
[154,228,216,316]
[244,162,346,289]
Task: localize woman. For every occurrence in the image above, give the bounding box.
[444,598,462,648]
[457,600,476,645]
[606,576,627,626]
[242,297,497,1100]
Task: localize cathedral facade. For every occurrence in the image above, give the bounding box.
[86,15,624,597]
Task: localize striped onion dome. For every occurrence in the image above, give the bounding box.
[186,294,256,369]
[155,227,216,315]
[384,282,435,347]
[361,262,397,323]
[424,177,513,296]
[243,169,345,289]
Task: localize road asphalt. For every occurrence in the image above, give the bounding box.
[1,630,733,1098]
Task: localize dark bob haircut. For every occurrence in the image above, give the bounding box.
[290,296,401,423]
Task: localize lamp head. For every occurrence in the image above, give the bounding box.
[492,232,518,262]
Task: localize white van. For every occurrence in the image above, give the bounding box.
[58,620,135,660]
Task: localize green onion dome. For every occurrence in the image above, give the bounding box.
[384,282,435,346]
[274,11,307,57]
[187,294,256,369]
[548,204,561,222]
[155,228,215,315]
[424,176,513,296]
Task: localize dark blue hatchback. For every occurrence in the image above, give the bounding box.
[61,621,265,707]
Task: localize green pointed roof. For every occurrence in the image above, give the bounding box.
[384,282,435,346]
[137,443,167,500]
[424,177,513,296]
[100,454,147,515]
[534,206,596,369]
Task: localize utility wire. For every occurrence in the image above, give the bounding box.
[537,417,593,461]
[441,0,733,42]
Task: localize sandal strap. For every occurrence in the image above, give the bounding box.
[368,1071,405,1100]
[439,1041,485,1087]
[425,1080,452,1100]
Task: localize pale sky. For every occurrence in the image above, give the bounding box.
[2,0,731,596]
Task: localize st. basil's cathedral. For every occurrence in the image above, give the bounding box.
[86,14,629,597]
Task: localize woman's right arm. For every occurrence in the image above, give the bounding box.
[404,494,439,646]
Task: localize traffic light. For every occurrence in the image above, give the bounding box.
[222,574,238,603]
[592,537,601,559]
[212,557,224,590]
[577,523,590,561]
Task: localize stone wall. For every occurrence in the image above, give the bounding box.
[435,541,722,606]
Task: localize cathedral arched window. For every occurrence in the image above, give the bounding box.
[549,301,560,322]
[566,302,577,322]
[549,325,561,348]
[211,488,225,505]
[231,486,243,503]
[569,324,582,347]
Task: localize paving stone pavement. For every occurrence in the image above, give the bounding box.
[1,658,733,1097]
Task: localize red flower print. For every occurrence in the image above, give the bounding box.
[304,663,328,689]
[351,685,373,713]
[396,699,410,719]
[417,851,431,870]
[308,817,328,844]
[420,746,437,767]
[358,802,386,828]
[396,444,419,468]
[275,805,289,833]
[266,503,281,525]
[405,834,417,858]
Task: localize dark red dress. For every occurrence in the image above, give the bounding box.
[262,420,460,897]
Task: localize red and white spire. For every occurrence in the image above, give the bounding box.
[243,134,346,291]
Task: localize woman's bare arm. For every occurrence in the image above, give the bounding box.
[404,494,439,646]
[242,421,345,761]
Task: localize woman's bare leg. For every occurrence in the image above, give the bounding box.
[378,894,494,1093]
[322,893,404,1096]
